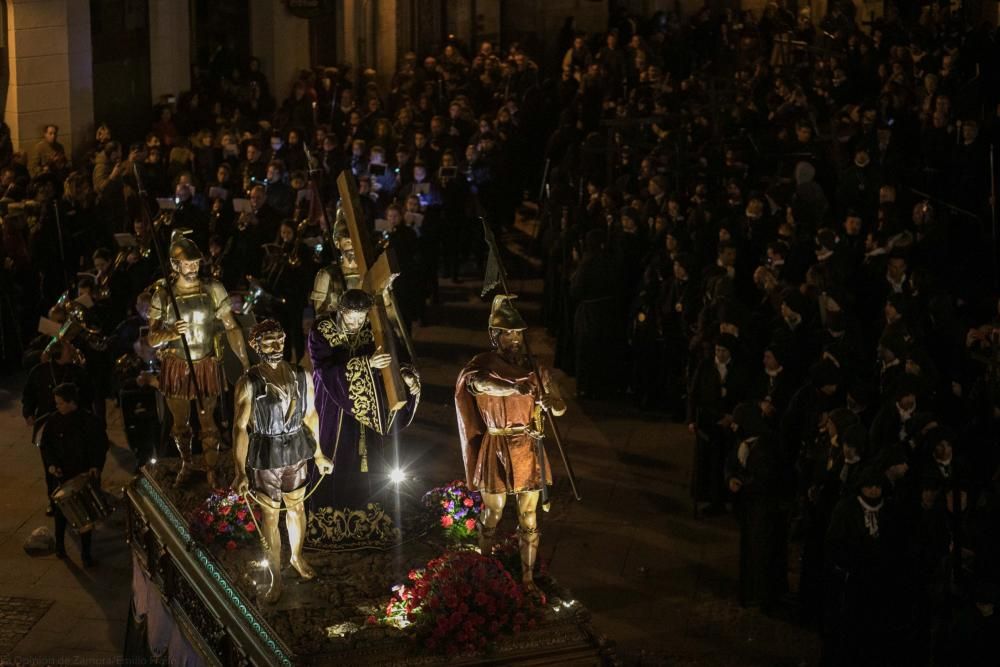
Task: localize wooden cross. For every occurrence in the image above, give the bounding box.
[336,171,408,412]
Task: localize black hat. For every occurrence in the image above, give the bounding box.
[893,374,921,401]
[732,402,769,438]
[847,381,876,407]
[816,228,839,252]
[908,412,940,440]
[823,285,851,311]
[924,425,956,449]
[879,443,909,470]
[716,333,739,353]
[764,340,790,368]
[673,252,696,275]
[841,423,868,454]
[825,309,846,334]
[856,465,885,492]
[879,332,907,360]
[809,360,841,388]
[829,408,860,438]
[781,288,808,316]
[717,299,749,328]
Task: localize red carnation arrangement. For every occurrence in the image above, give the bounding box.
[188,488,261,549]
[381,550,541,655]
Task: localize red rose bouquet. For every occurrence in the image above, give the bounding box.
[422,481,482,541]
[381,550,540,654]
[188,488,261,549]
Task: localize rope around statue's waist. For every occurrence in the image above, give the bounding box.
[487,425,543,439]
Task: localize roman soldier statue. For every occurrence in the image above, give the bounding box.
[455,295,566,592]
[148,232,249,487]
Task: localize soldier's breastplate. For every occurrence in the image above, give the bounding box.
[166,291,215,359]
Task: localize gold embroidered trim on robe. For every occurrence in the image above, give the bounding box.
[316,317,373,352]
[346,356,383,435]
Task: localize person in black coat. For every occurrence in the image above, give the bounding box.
[38,383,108,566]
[663,251,701,401]
[570,229,622,398]
[688,333,750,514]
[868,378,919,458]
[779,360,843,492]
[725,402,787,610]
[385,204,422,331]
[823,466,900,667]
[799,409,864,624]
[749,342,797,430]
[22,340,94,513]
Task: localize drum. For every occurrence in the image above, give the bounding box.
[51,473,114,533]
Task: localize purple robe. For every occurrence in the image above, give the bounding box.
[305,315,418,549]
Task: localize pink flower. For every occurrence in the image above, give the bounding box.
[366,615,377,625]
[245,523,256,532]
[219,505,231,516]
[440,515,454,528]
[464,518,477,532]
[463,497,474,507]
[225,540,237,551]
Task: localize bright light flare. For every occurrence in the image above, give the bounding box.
[389,468,406,484]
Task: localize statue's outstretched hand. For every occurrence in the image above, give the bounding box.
[314,455,334,475]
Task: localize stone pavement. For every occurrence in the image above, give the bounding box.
[0,377,134,663]
[0,274,820,666]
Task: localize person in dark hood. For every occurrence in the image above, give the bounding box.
[823,465,900,666]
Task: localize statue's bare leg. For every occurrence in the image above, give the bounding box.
[258,493,284,603]
[166,397,193,487]
[284,486,315,580]
[479,491,506,555]
[196,396,220,487]
[517,490,541,593]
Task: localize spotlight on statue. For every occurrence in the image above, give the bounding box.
[149,458,157,465]
[259,559,269,569]
[390,468,406,484]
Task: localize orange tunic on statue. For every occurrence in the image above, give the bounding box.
[455,351,553,494]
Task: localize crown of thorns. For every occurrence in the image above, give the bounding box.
[248,319,284,351]
[338,288,374,314]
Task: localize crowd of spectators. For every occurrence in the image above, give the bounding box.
[538,2,999,665]
[0,0,998,663]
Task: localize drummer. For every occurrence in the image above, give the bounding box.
[38,383,109,567]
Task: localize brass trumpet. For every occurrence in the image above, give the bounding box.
[53,291,112,352]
